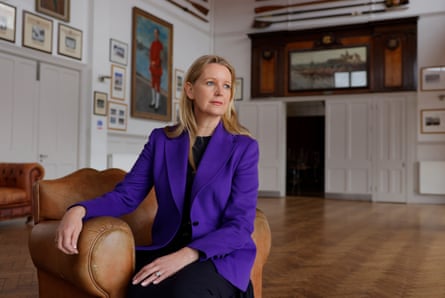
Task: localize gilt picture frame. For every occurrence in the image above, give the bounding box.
[22,11,53,54]
[108,101,128,131]
[36,0,70,22]
[111,64,126,100]
[58,23,82,60]
[131,7,173,121]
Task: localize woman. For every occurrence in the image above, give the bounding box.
[56,55,259,297]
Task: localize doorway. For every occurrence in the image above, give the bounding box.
[286,101,325,196]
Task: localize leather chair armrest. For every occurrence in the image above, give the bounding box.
[29,216,135,297]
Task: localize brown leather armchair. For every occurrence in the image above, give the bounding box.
[0,162,44,221]
[29,168,271,298]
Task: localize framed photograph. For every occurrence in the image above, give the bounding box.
[173,100,180,123]
[36,0,70,22]
[174,69,184,99]
[288,46,368,91]
[108,101,128,131]
[0,2,16,43]
[420,109,445,134]
[421,66,445,91]
[22,11,53,54]
[110,39,128,66]
[234,77,243,101]
[131,7,173,121]
[93,91,107,116]
[111,64,126,100]
[58,23,82,60]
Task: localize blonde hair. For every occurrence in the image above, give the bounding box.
[165,55,252,169]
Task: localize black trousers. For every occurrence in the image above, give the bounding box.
[126,250,254,298]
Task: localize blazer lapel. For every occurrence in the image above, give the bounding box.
[165,131,189,212]
[192,122,235,198]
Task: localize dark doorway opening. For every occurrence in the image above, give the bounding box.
[286,104,325,197]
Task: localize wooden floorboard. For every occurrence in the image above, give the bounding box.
[3,197,445,297]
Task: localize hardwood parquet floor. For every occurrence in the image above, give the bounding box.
[3,197,445,297]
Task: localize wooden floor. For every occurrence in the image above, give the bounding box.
[3,197,445,297]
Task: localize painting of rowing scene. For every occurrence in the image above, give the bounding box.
[289,46,368,91]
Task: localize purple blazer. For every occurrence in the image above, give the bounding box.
[79,122,259,291]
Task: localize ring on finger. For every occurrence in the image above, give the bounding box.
[155,271,161,277]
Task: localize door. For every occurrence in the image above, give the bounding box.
[373,96,406,203]
[38,63,80,178]
[0,52,39,162]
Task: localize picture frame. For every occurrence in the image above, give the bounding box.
[0,2,16,43]
[234,77,243,101]
[58,23,82,60]
[173,100,180,123]
[131,7,173,122]
[36,0,70,22]
[421,66,445,91]
[174,68,184,99]
[110,64,126,100]
[110,38,128,66]
[108,101,128,131]
[93,91,108,116]
[420,109,445,134]
[288,46,368,91]
[22,11,53,54]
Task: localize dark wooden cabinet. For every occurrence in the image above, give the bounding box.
[249,17,417,98]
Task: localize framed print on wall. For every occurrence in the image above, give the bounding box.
[36,0,70,22]
[174,68,184,99]
[111,64,126,100]
[58,23,82,60]
[22,11,53,54]
[110,38,128,66]
[421,66,445,91]
[93,91,107,116]
[108,101,128,131]
[131,7,173,121]
[0,2,16,43]
[420,109,445,134]
[234,77,243,101]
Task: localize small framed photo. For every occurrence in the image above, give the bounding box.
[420,109,445,134]
[108,101,128,131]
[22,11,53,54]
[58,23,82,60]
[421,66,445,91]
[173,100,180,123]
[110,64,126,100]
[234,77,243,101]
[0,2,16,43]
[174,69,185,99]
[109,39,128,66]
[93,91,107,116]
[36,0,70,22]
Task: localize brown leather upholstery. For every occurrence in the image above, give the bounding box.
[0,163,44,221]
[29,168,271,298]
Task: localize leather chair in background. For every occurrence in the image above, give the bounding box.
[0,162,44,221]
[29,168,271,298]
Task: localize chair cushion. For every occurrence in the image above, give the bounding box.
[0,188,27,205]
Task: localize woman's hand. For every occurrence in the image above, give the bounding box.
[55,206,86,255]
[132,247,199,286]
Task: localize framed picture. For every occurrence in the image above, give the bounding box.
[58,23,82,60]
[22,11,53,54]
[421,66,445,91]
[174,69,184,99]
[420,109,445,134]
[93,91,107,116]
[110,39,128,66]
[0,2,16,43]
[288,46,368,91]
[108,101,128,131]
[131,7,173,121]
[111,64,126,100]
[234,77,243,101]
[36,0,70,22]
[173,100,180,123]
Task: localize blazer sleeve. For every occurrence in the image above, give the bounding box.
[78,129,160,219]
